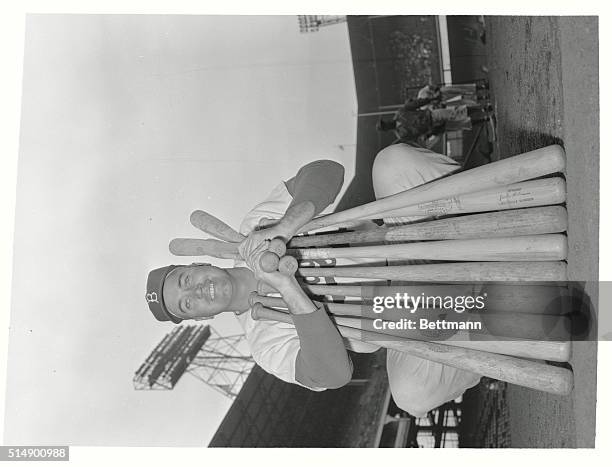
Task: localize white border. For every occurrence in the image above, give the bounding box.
[1,1,610,466]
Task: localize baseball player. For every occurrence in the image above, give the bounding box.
[145,145,481,416]
[377,82,492,145]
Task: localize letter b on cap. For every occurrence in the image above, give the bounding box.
[146,292,159,304]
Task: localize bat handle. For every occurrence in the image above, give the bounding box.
[269,238,296,275]
[257,280,278,295]
[278,256,298,276]
[268,238,287,257]
[260,238,295,275]
[251,302,266,321]
[248,291,259,307]
[255,237,295,275]
[259,251,280,273]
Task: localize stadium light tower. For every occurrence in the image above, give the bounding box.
[133,325,254,399]
[297,15,347,33]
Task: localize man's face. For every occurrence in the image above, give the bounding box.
[162,265,234,320]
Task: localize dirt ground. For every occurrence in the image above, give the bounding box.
[484,16,599,448]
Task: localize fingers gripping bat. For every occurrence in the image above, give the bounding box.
[170,210,298,275]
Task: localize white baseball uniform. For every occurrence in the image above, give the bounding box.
[235,143,481,416]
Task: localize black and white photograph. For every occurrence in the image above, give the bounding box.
[0,9,604,454]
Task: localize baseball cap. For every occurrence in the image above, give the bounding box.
[145,265,182,324]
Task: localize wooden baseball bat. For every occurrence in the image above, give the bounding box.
[250,304,573,395]
[301,145,566,232]
[269,238,287,257]
[288,206,568,247]
[250,202,314,274]
[289,234,567,262]
[275,201,316,240]
[169,237,297,274]
[250,294,571,361]
[303,176,566,232]
[481,284,572,315]
[441,336,571,362]
[255,202,316,234]
[175,207,297,273]
[296,283,366,297]
[373,177,566,219]
[255,279,379,296]
[298,261,568,282]
[287,283,571,316]
[169,237,285,258]
[186,204,314,271]
[330,315,571,362]
[279,256,298,275]
[189,204,314,246]
[190,210,246,243]
[169,238,241,259]
[173,234,567,264]
[297,284,473,299]
[169,237,284,272]
[253,294,473,322]
[477,312,571,341]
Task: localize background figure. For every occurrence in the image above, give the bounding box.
[377,81,492,147]
[430,104,491,133]
[417,81,489,107]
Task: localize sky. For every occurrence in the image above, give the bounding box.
[3,14,357,446]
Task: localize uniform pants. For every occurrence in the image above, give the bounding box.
[371,143,482,417]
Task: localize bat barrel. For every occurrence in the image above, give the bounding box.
[259,251,280,272]
[190,210,246,243]
[289,206,568,247]
[297,261,568,282]
[288,234,568,262]
[250,305,573,394]
[249,296,571,362]
[248,145,574,397]
[169,238,241,259]
[362,328,574,395]
[377,177,566,219]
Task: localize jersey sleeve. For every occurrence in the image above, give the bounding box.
[238,182,293,236]
[238,312,326,391]
[234,182,327,390]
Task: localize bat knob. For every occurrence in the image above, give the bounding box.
[251,302,265,320]
[259,251,280,272]
[278,256,298,276]
[268,238,287,257]
[248,291,259,307]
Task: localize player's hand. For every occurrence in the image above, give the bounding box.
[240,239,270,272]
[238,225,283,265]
[249,252,293,293]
